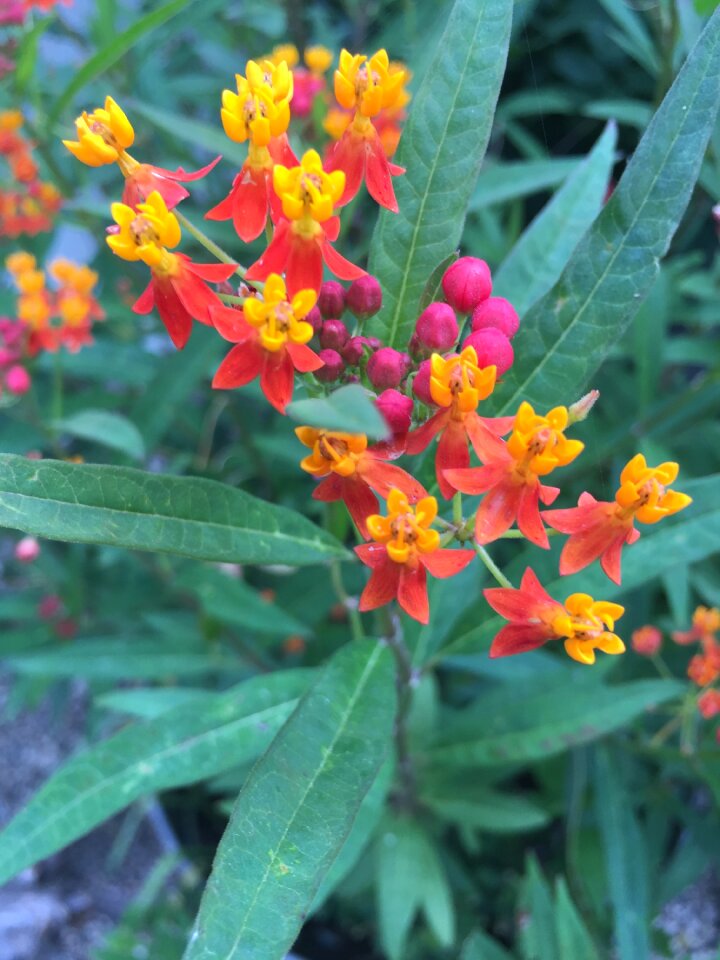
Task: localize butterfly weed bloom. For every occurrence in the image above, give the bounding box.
[63,97,219,209]
[673,605,720,645]
[107,191,237,349]
[485,568,625,664]
[325,49,406,211]
[206,60,297,242]
[406,346,514,499]
[355,489,474,623]
[246,148,365,294]
[211,273,323,414]
[544,454,691,584]
[296,426,426,537]
[445,402,584,546]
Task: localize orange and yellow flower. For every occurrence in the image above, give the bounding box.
[355,489,474,623]
[107,191,236,349]
[485,567,625,664]
[673,605,720,645]
[544,455,691,584]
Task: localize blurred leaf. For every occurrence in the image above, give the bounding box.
[461,930,515,960]
[14,15,53,94]
[554,877,600,960]
[491,11,720,416]
[520,855,558,960]
[287,384,389,439]
[0,455,348,566]
[594,746,651,960]
[49,0,200,127]
[470,158,580,210]
[424,790,549,833]
[96,686,221,718]
[184,639,395,960]
[583,99,652,128]
[128,100,246,166]
[0,671,310,885]
[367,0,513,348]
[597,0,660,74]
[494,123,617,317]
[53,409,146,461]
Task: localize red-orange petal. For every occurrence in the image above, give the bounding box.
[212,342,263,389]
[321,237,366,282]
[406,409,448,456]
[246,218,292,282]
[341,475,380,539]
[357,456,427,503]
[326,129,366,207]
[474,478,522,544]
[436,418,469,499]
[286,340,324,373]
[260,349,295,414]
[365,129,399,212]
[517,481,549,548]
[152,275,193,349]
[132,280,155,315]
[489,623,552,658]
[358,555,401,611]
[420,548,475,579]
[398,563,429,623]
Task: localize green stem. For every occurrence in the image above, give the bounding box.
[330,560,365,643]
[218,293,247,306]
[382,606,418,811]
[51,350,64,428]
[452,491,463,527]
[175,211,260,287]
[472,539,513,589]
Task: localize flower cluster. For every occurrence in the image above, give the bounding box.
[5,251,104,353]
[0,111,61,237]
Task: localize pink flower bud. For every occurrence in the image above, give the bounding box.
[341,336,367,366]
[54,617,78,640]
[346,275,382,320]
[463,328,514,376]
[5,364,30,395]
[568,389,600,424]
[367,347,410,390]
[315,349,346,382]
[470,297,520,339]
[319,318,349,352]
[442,257,492,313]
[631,626,662,657]
[376,389,412,438]
[38,594,62,619]
[306,306,324,335]
[412,359,435,405]
[15,536,40,564]
[415,302,459,351]
[318,281,346,318]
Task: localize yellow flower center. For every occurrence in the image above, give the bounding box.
[506,402,584,481]
[243,273,317,353]
[334,49,406,119]
[296,427,368,478]
[273,149,345,236]
[366,490,440,565]
[220,62,292,147]
[551,594,626,665]
[429,347,496,418]
[613,454,691,524]
[106,191,181,274]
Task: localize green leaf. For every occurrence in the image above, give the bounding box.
[554,877,600,960]
[418,252,459,314]
[14,15,53,94]
[183,639,395,960]
[52,409,146,461]
[128,100,246,167]
[366,0,513,348]
[287,384,389,439]
[469,157,581,210]
[423,790,549,834]
[429,677,682,767]
[0,672,310,885]
[593,747,651,960]
[461,930,515,960]
[494,124,617,318]
[520,856,558,960]
[0,455,347,566]
[96,686,221,718]
[49,0,199,127]
[491,10,720,416]
[597,0,660,74]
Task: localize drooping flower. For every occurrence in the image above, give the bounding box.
[63,97,219,209]
[406,346,514,500]
[246,148,365,295]
[325,49,406,211]
[211,273,323,414]
[673,606,720,645]
[355,489,475,623]
[206,61,297,242]
[296,428,426,537]
[485,567,626,664]
[445,401,584,546]
[107,191,237,349]
[544,455,692,584]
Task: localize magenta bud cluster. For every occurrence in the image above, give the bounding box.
[367,347,411,390]
[0,317,31,398]
[308,277,384,382]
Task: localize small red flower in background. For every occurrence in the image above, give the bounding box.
[631,625,662,657]
[446,402,583,546]
[107,191,237,349]
[544,455,691,584]
[211,273,323,414]
[485,567,625,665]
[296,427,426,537]
[246,148,365,295]
[355,489,474,623]
[673,605,720,645]
[406,346,512,499]
[698,689,720,719]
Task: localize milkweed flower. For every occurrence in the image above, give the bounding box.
[325,49,406,211]
[246,149,365,295]
[63,97,219,209]
[355,489,474,623]
[107,191,237,349]
[544,455,692,584]
[296,428,426,537]
[206,60,297,242]
[211,273,323,414]
[698,689,720,719]
[631,625,662,657]
[673,605,720,645]
[485,567,625,664]
[445,402,584,546]
[406,346,514,499]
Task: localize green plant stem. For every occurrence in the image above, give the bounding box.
[330,560,365,643]
[382,606,418,812]
[218,293,247,306]
[651,653,675,681]
[51,350,64,429]
[472,539,513,588]
[175,211,259,287]
[452,491,462,527]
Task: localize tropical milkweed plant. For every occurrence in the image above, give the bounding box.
[1,0,720,957]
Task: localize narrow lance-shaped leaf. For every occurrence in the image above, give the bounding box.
[184,639,396,960]
[366,0,513,349]
[490,10,720,415]
[0,671,312,885]
[0,455,347,566]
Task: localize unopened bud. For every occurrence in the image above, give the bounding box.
[568,389,600,425]
[5,364,31,395]
[318,281,346,318]
[471,297,520,339]
[15,536,40,563]
[306,306,324,335]
[631,625,662,657]
[341,336,366,366]
[412,359,435,405]
[315,348,345,382]
[346,275,382,320]
[463,328,514,376]
[415,302,459,352]
[441,257,492,313]
[367,347,411,390]
[319,318,349,352]
[376,388,413,439]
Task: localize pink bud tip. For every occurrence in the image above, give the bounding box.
[462,328,514,376]
[376,388,413,438]
[5,364,31,395]
[306,306,324,335]
[319,318,349,352]
[412,359,435,405]
[415,302,459,352]
[346,275,382,320]
[568,389,600,424]
[15,536,40,563]
[317,281,346,319]
[341,336,367,366]
[315,349,346,382]
[441,257,492,313]
[470,297,520,339]
[367,347,411,390]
